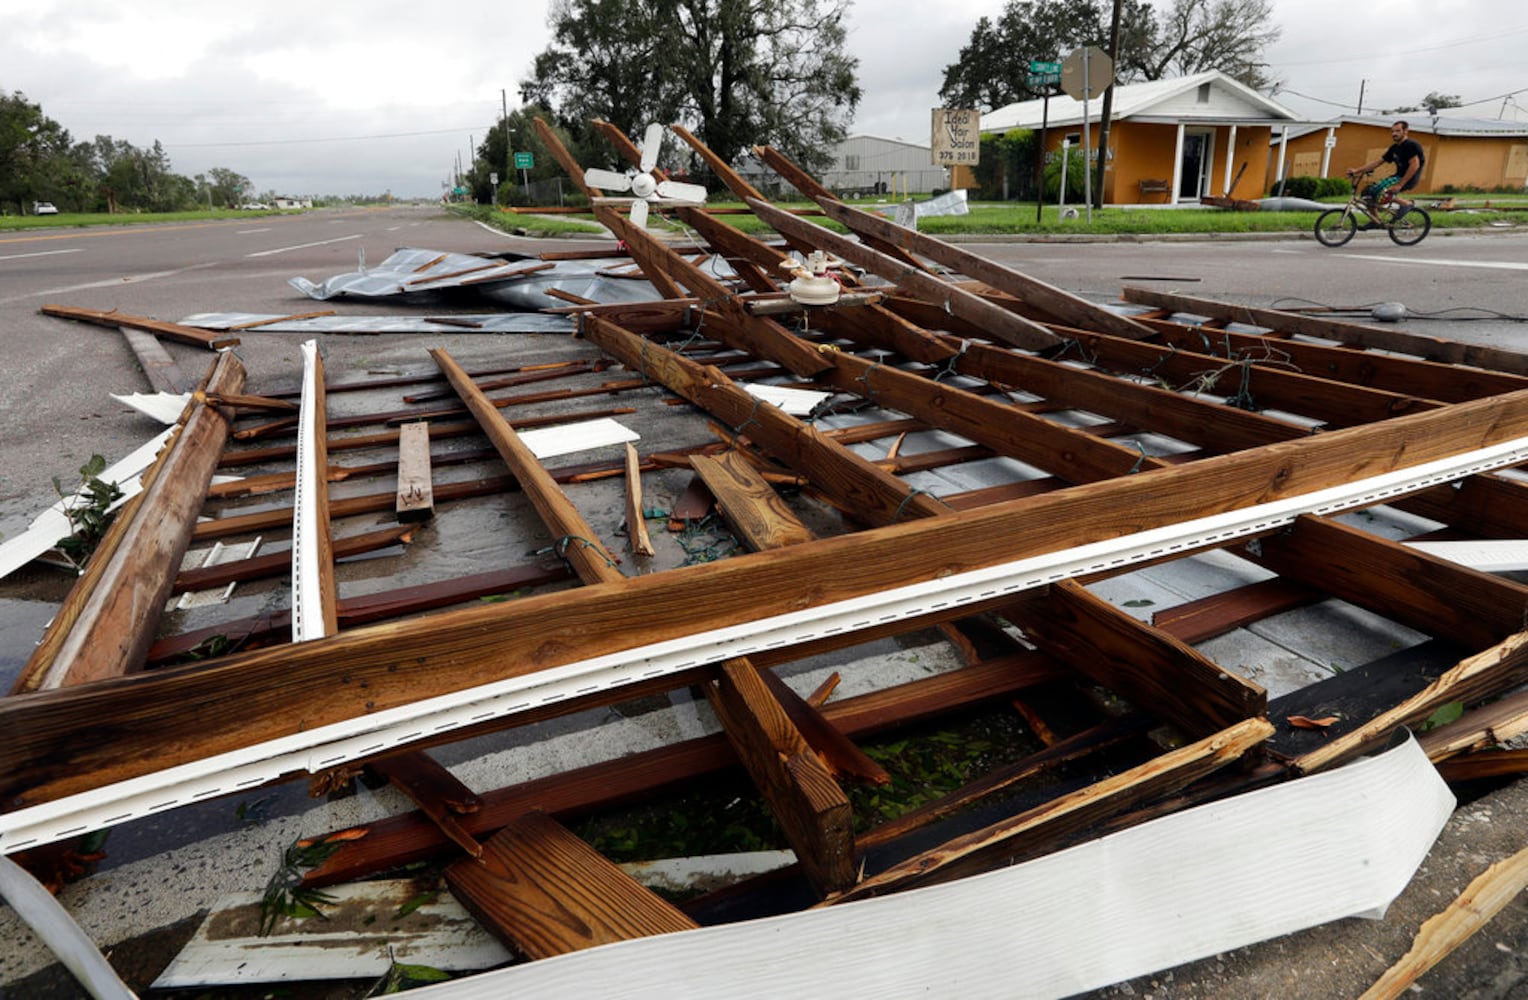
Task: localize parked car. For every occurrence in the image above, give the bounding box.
[32,201,58,215]
[239,202,270,210]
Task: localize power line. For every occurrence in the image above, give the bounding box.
[165,125,496,150]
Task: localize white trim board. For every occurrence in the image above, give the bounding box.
[406,733,1451,1000]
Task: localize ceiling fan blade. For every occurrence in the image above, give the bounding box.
[655,180,708,204]
[629,198,649,229]
[639,122,664,172]
[583,168,632,192]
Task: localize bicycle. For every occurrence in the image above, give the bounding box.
[1313,169,1430,247]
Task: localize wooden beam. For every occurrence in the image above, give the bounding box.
[1121,286,1528,377]
[755,152,1155,341]
[118,326,191,394]
[173,524,416,592]
[9,389,1528,807]
[581,314,948,526]
[430,347,622,584]
[824,717,1274,903]
[706,660,857,895]
[1243,514,1528,650]
[444,810,697,959]
[743,196,1064,354]
[304,651,1059,887]
[41,303,238,350]
[369,753,484,859]
[395,422,435,523]
[1002,580,1267,737]
[623,443,655,557]
[17,352,245,690]
[690,451,814,551]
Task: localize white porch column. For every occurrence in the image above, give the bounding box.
[1170,123,1185,205]
[1319,126,1337,177]
[1275,125,1290,188]
[1223,125,1238,194]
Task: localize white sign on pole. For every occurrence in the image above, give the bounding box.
[931,108,981,166]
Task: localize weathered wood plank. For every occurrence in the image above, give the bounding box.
[7,389,1528,806]
[118,326,192,394]
[444,811,697,959]
[431,347,622,584]
[1121,285,1528,378]
[1004,580,1266,737]
[706,660,857,895]
[690,451,814,551]
[825,717,1274,903]
[41,303,239,350]
[17,352,245,690]
[395,421,435,523]
[304,652,1060,887]
[624,443,655,557]
[1244,514,1528,651]
[369,753,483,859]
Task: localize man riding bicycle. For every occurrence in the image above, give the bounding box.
[1347,120,1425,215]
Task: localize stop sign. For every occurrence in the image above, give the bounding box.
[1061,45,1113,101]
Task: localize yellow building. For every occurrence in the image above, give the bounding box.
[980,70,1312,205]
[1274,116,1528,192]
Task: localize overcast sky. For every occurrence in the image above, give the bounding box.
[2,0,1523,199]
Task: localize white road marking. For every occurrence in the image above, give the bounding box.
[245,234,361,257]
[0,248,83,262]
[1341,253,1528,271]
[236,228,273,234]
[0,261,221,305]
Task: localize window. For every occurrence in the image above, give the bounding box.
[845,154,860,171]
[1197,83,1211,104]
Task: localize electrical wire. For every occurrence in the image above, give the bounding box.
[1269,296,1528,323]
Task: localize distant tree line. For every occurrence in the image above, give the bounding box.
[0,90,257,214]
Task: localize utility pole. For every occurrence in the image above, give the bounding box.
[502,89,511,206]
[1357,80,1366,116]
[1094,0,1123,209]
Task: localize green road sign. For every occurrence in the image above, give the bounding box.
[1029,60,1061,74]
[513,152,534,170]
[1027,72,1060,88]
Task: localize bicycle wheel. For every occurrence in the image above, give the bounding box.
[1314,208,1356,247]
[1389,207,1431,246]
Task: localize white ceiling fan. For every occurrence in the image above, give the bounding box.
[583,122,708,227]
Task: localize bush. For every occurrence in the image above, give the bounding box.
[1313,176,1352,199]
[1271,175,1319,199]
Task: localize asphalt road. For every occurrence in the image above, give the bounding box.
[0,205,580,541]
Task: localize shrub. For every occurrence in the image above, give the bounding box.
[1313,176,1352,199]
[1271,175,1319,199]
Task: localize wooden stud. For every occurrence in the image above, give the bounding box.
[395,422,435,523]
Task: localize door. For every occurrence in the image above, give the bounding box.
[1178,130,1215,199]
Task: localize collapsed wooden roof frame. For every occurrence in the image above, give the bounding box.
[7,117,1528,968]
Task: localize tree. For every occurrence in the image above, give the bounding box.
[939,2,1106,111]
[0,91,72,213]
[939,0,1280,112]
[1124,0,1280,89]
[522,0,861,179]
